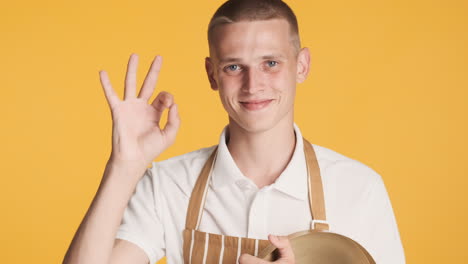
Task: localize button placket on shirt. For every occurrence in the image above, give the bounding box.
[246,185,273,239]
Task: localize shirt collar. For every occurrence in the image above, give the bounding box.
[211,123,309,201]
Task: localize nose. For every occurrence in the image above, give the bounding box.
[242,67,264,94]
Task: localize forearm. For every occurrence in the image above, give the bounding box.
[62,160,148,264]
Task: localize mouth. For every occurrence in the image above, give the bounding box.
[239,99,274,111]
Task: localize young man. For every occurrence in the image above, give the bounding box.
[63,0,405,263]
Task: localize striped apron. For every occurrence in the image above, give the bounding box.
[182,138,329,263]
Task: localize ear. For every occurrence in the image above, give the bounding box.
[205,57,218,90]
[296,47,311,83]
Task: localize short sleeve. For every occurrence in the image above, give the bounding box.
[115,163,165,264]
[364,172,406,264]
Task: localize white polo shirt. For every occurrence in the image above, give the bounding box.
[115,124,406,264]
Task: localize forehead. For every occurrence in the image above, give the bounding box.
[209,19,294,61]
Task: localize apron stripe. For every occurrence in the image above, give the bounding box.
[219,234,225,264]
[254,239,259,256]
[236,236,242,263]
[189,229,195,264]
[202,232,209,264]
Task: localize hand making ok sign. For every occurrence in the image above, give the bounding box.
[99,53,180,173]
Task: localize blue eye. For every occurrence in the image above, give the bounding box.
[267,61,278,67]
[226,65,240,71]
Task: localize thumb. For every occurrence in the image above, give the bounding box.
[269,234,295,263]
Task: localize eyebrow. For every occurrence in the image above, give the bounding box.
[261,54,286,60]
[218,54,286,64]
[218,57,241,64]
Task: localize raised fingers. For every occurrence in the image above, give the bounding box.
[124,53,139,100]
[99,70,120,109]
[138,55,163,101]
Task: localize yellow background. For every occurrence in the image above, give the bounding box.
[1,0,466,263]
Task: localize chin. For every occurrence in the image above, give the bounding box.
[226,103,294,134]
[230,115,280,134]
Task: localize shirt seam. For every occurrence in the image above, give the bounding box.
[115,230,160,264]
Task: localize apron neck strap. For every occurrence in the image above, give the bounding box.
[184,138,329,231]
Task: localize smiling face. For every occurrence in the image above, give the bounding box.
[206,18,310,134]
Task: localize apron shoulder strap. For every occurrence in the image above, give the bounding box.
[303,138,329,231]
[184,146,218,230]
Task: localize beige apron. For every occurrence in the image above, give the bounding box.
[182,138,374,263]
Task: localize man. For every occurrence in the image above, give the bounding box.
[63,0,405,263]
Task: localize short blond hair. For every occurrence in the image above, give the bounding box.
[207,0,301,54]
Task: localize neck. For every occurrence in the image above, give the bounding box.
[226,118,296,189]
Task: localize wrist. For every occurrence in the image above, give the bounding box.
[107,152,150,169]
[104,157,149,183]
